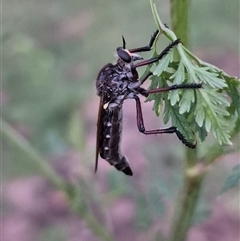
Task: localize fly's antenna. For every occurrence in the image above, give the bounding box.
[122,35,126,49]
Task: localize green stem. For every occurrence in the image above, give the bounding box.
[186,147,198,167]
[168,1,204,241]
[168,171,204,241]
[69,179,115,241]
[150,1,238,240]
[76,202,114,241]
[170,0,189,46]
[150,2,204,240]
[1,118,68,192]
[168,148,205,241]
[1,118,114,241]
[84,214,113,241]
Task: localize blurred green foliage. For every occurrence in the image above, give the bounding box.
[37,225,67,241]
[220,164,240,193]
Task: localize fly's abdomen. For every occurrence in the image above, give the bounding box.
[100,106,133,176]
[114,156,133,176]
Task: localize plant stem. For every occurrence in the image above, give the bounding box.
[1,118,114,240]
[170,0,189,46]
[1,118,68,192]
[168,170,204,241]
[168,1,205,241]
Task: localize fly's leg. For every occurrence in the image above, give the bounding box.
[137,74,202,97]
[134,96,196,148]
[146,82,202,95]
[135,79,201,147]
[138,71,153,85]
[128,30,159,53]
[135,71,202,97]
[133,39,181,69]
[128,72,153,97]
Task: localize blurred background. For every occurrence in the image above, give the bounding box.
[2,0,239,241]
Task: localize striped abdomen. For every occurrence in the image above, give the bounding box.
[100,106,133,176]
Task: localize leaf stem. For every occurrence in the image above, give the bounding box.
[168,170,204,241]
[149,1,239,240]
[1,118,68,191]
[170,0,189,46]
[1,118,115,241]
[167,1,205,241]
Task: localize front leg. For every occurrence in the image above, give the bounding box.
[128,30,159,53]
[133,39,181,69]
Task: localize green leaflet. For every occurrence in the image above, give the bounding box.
[169,90,180,106]
[179,91,195,114]
[163,98,195,141]
[194,123,208,142]
[194,67,227,89]
[152,94,163,116]
[170,60,185,85]
[153,51,174,76]
[224,76,240,116]
[194,90,231,144]
[143,14,239,146]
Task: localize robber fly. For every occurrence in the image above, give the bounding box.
[95,30,201,176]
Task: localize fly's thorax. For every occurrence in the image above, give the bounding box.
[116,59,132,69]
[116,59,135,79]
[96,61,135,98]
[116,59,139,82]
[96,63,115,96]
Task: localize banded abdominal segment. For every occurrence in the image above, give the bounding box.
[100,104,133,176]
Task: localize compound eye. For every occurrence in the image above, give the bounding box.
[117,47,131,63]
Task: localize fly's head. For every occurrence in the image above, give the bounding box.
[116,36,143,68]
